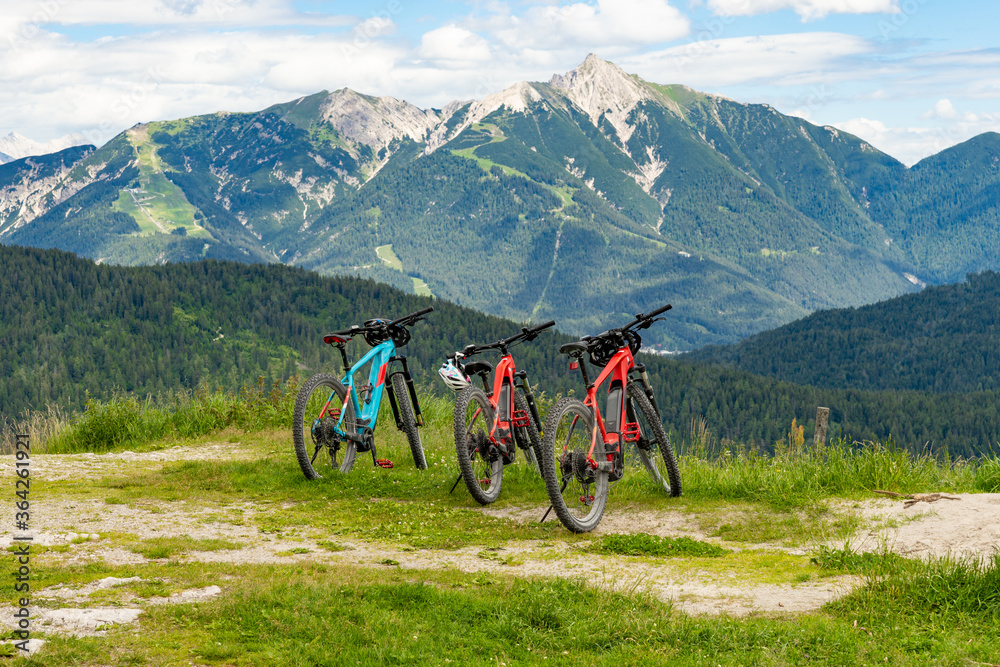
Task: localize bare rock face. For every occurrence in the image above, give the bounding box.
[549,53,652,145]
[0,150,95,235]
[319,90,444,152]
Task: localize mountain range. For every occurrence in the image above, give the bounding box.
[2,55,999,348]
[0,131,88,164]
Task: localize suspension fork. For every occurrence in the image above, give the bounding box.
[387,355,424,427]
[631,363,660,416]
[514,370,543,433]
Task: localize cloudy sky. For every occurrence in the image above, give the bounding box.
[1,0,997,165]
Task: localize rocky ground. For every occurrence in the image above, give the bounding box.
[5,441,998,651]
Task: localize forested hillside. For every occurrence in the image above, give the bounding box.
[685,271,1000,393]
[3,245,1000,457]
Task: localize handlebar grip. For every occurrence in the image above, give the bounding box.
[643,304,672,319]
[392,306,434,326]
[529,320,556,333]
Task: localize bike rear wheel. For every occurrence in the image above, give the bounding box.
[391,372,427,469]
[293,373,357,477]
[454,385,502,504]
[540,397,608,532]
[627,383,681,497]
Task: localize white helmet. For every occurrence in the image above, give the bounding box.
[438,359,470,392]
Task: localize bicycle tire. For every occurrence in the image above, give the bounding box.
[454,385,502,504]
[539,397,608,533]
[627,383,681,497]
[513,390,542,475]
[391,372,427,469]
[293,373,357,478]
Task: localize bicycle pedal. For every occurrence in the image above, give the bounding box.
[579,494,595,505]
[512,410,530,428]
[622,422,641,442]
[375,459,394,469]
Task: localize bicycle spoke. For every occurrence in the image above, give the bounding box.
[540,398,608,532]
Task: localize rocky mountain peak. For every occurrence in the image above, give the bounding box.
[0,131,89,162]
[319,89,445,151]
[548,55,652,143]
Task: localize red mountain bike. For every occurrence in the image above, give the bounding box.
[440,321,555,504]
[540,305,681,532]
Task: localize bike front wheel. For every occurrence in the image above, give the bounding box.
[391,372,427,469]
[293,373,357,478]
[539,397,608,533]
[627,383,681,497]
[454,385,502,504]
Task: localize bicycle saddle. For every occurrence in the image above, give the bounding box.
[463,361,493,376]
[559,342,589,356]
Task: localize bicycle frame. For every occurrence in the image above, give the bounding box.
[328,339,394,434]
[319,338,421,439]
[578,346,638,466]
[476,353,534,447]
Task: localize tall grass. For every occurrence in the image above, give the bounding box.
[37,377,301,454]
[0,404,71,454]
[9,378,460,455]
[676,422,989,503]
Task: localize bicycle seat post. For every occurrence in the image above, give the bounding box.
[571,353,591,387]
[336,344,350,374]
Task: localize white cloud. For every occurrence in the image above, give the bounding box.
[418,25,492,64]
[0,26,409,144]
[492,0,690,50]
[619,32,873,87]
[836,113,1000,166]
[5,0,353,28]
[707,0,899,21]
[925,98,957,119]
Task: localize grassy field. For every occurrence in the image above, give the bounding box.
[5,386,1000,665]
[376,244,436,297]
[110,126,212,239]
[375,244,403,271]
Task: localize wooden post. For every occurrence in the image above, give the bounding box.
[814,407,830,448]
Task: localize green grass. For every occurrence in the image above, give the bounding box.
[45,377,300,454]
[591,534,727,558]
[110,126,211,238]
[22,557,1000,666]
[21,386,1000,664]
[376,244,404,271]
[411,276,434,297]
[128,535,244,559]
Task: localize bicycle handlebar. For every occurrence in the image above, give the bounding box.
[557,304,672,357]
[328,307,435,339]
[391,306,434,327]
[459,320,556,358]
[622,304,672,332]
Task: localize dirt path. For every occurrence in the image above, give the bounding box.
[6,442,999,636]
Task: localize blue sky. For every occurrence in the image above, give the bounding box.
[1,0,997,164]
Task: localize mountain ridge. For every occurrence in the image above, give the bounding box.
[2,55,998,348]
[684,269,1000,393]
[0,131,89,164]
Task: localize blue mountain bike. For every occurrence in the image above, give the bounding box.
[292,307,433,477]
